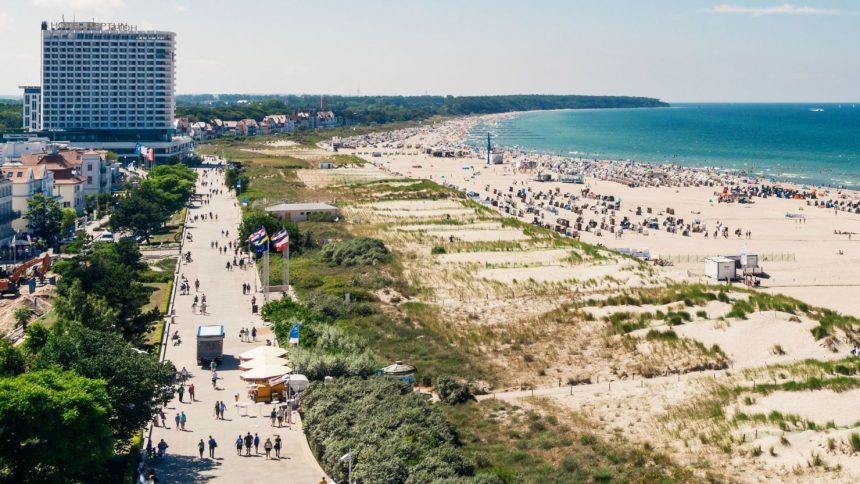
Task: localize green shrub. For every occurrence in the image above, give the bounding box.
[436,376,475,405]
[580,434,597,446]
[320,237,390,266]
[431,245,446,255]
[646,329,678,341]
[850,433,860,452]
[300,377,472,483]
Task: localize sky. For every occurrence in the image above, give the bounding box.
[0,0,858,102]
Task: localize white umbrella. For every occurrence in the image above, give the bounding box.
[239,355,289,371]
[275,374,310,392]
[240,364,292,381]
[239,346,287,361]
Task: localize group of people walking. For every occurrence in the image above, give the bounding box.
[236,432,283,460]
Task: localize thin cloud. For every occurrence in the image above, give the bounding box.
[31,0,124,13]
[705,3,840,16]
[173,4,189,13]
[0,12,13,33]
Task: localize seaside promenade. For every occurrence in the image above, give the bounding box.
[145,166,327,483]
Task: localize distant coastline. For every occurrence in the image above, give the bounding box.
[467,103,860,188]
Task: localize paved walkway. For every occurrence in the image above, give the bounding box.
[147,166,328,483]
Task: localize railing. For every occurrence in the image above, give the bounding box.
[657,253,796,264]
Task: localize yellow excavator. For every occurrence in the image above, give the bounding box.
[0,254,51,295]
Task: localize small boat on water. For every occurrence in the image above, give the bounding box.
[809,108,825,112]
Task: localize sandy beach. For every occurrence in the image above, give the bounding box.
[334,114,860,318]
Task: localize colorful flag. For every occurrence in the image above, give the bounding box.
[134,143,142,155]
[253,235,269,254]
[147,148,155,162]
[271,228,289,252]
[288,323,300,344]
[247,227,267,243]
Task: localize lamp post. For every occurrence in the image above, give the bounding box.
[339,451,352,483]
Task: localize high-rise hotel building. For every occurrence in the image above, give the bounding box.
[16,21,189,164]
[33,21,176,142]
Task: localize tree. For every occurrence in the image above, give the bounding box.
[109,183,171,242]
[22,323,50,355]
[52,239,157,343]
[12,307,32,328]
[0,369,113,482]
[84,193,98,216]
[33,326,176,442]
[25,194,63,242]
[60,208,77,237]
[0,337,25,377]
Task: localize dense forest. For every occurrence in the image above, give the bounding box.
[0,100,22,132]
[0,95,669,132]
[176,94,668,125]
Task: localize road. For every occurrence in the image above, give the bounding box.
[146,165,328,483]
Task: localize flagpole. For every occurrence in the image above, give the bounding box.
[249,240,256,294]
[263,243,270,303]
[283,235,290,297]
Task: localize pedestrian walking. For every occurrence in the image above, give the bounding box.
[174,413,180,431]
[188,383,195,401]
[180,411,187,430]
[277,408,284,427]
[219,401,227,419]
[214,401,220,419]
[159,409,167,427]
[236,435,243,455]
[251,326,257,341]
[254,433,260,454]
[264,438,273,460]
[270,408,277,427]
[244,432,253,456]
[198,439,205,459]
[208,436,217,458]
[274,435,282,459]
[177,384,185,403]
[157,439,168,459]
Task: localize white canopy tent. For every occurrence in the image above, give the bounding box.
[239,346,288,361]
[240,364,292,381]
[238,355,290,371]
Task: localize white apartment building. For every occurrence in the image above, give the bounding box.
[38,21,176,136]
[0,136,66,164]
[21,86,42,131]
[0,178,14,243]
[1,165,55,232]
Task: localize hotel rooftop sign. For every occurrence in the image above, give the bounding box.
[49,21,138,32]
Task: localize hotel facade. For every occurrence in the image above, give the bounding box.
[19,21,190,165]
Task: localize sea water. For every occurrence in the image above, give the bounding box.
[468,103,860,187]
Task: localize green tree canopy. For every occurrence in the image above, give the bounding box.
[52,239,157,342]
[33,326,176,442]
[25,193,63,242]
[108,183,172,242]
[60,208,77,237]
[0,369,113,482]
[0,337,25,377]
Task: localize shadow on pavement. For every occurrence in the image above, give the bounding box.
[217,354,241,371]
[150,454,219,482]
